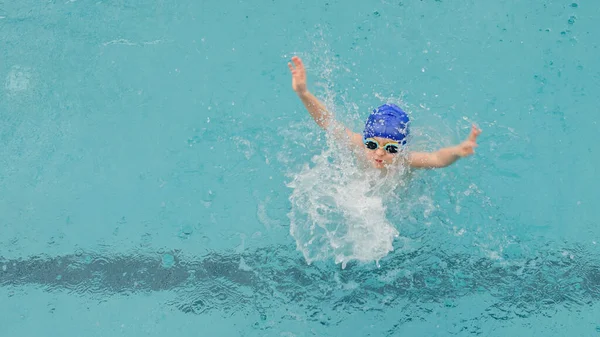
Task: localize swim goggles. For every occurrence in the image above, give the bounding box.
[363,138,400,154]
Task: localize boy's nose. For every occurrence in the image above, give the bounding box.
[376,148,386,156]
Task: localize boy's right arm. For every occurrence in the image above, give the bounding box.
[288,56,363,147]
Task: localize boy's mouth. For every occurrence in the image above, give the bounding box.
[374,159,383,163]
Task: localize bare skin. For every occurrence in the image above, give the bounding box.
[288,56,482,170]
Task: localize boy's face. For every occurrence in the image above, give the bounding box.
[364,137,399,169]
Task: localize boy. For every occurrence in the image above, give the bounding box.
[288,56,481,170]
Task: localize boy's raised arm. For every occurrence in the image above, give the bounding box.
[288,56,362,145]
[288,56,334,130]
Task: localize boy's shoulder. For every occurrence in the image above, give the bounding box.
[344,129,363,147]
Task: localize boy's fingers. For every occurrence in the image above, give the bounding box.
[293,56,304,69]
[468,126,481,142]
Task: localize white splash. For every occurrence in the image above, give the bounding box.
[4,65,32,95]
[257,197,280,229]
[101,39,164,47]
[233,136,254,160]
[287,134,409,269]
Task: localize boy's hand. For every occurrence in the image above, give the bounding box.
[455,125,482,157]
[288,56,308,95]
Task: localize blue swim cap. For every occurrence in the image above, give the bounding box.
[363,104,410,144]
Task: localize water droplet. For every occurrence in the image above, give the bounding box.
[161,253,175,268]
[178,225,194,238]
[444,299,456,307]
[571,3,578,8]
[204,190,215,202]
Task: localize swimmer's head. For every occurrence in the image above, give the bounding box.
[363,103,410,145]
[362,104,410,169]
[363,104,410,145]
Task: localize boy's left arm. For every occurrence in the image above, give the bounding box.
[409,125,481,169]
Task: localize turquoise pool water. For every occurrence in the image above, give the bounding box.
[1,0,599,336]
